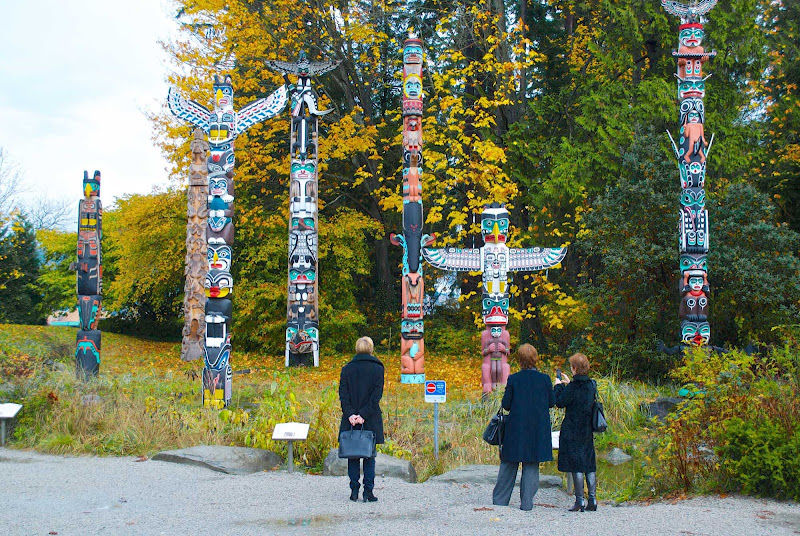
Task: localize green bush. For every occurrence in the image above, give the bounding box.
[714,417,800,501]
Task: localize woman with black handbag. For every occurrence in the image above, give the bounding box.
[339,336,384,502]
[554,352,599,512]
[492,344,555,511]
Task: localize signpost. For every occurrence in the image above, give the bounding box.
[0,403,22,446]
[272,422,309,473]
[424,381,446,461]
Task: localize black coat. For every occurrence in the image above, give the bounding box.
[339,353,385,444]
[554,375,597,473]
[500,368,555,463]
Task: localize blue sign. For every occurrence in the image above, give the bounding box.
[424,380,446,403]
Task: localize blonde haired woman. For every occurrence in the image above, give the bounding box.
[339,336,385,502]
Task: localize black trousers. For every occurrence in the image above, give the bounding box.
[348,457,376,491]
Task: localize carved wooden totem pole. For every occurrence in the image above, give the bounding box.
[168,76,288,407]
[181,129,210,362]
[390,35,434,384]
[76,170,102,379]
[266,52,339,367]
[663,0,717,348]
[423,204,566,393]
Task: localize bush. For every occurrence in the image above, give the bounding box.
[652,346,800,498]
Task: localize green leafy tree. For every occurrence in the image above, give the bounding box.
[0,214,45,325]
[35,228,78,319]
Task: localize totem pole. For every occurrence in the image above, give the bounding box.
[265,52,339,367]
[390,35,434,384]
[168,76,288,407]
[75,170,102,379]
[423,204,566,393]
[663,0,717,348]
[181,129,210,362]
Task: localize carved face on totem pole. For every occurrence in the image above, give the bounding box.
[83,170,101,198]
[678,78,706,100]
[681,321,710,346]
[208,244,232,272]
[481,206,510,243]
[680,253,708,273]
[403,39,423,64]
[679,274,709,321]
[205,269,233,299]
[290,177,317,215]
[404,74,422,100]
[208,143,235,178]
[679,160,706,189]
[679,25,704,49]
[208,75,235,144]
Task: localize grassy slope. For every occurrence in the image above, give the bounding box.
[0,324,663,497]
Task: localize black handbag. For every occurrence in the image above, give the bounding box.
[592,380,608,433]
[338,425,377,459]
[482,408,506,446]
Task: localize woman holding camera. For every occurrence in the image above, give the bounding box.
[554,352,598,512]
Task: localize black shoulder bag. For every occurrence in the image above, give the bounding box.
[592,380,608,433]
[482,407,507,446]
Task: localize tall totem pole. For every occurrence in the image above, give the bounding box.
[168,76,288,407]
[423,204,566,393]
[181,130,210,362]
[663,0,717,348]
[265,53,339,368]
[75,170,102,379]
[390,35,435,384]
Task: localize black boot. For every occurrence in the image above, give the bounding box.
[586,472,597,511]
[350,485,359,501]
[569,472,585,512]
[363,489,378,502]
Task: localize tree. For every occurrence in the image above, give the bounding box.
[35,228,78,320]
[0,214,45,324]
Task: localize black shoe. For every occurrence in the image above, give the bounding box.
[350,489,359,501]
[363,490,378,502]
[568,498,585,512]
[586,499,597,511]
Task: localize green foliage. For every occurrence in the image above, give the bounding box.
[714,417,800,500]
[35,228,78,318]
[0,214,45,324]
[101,190,185,338]
[652,346,800,498]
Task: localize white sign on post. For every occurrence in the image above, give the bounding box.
[272,422,309,441]
[0,403,22,419]
[424,380,446,403]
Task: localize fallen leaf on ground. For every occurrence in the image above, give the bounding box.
[534,503,557,508]
[49,532,58,535]
[134,455,147,462]
[473,507,493,511]
[756,510,775,519]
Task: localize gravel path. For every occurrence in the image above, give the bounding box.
[2,448,798,536]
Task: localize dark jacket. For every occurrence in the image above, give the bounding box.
[554,375,597,472]
[500,368,555,463]
[339,353,385,444]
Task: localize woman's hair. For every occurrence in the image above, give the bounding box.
[517,344,539,369]
[355,336,374,355]
[568,352,591,375]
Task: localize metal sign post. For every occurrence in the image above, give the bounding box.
[424,381,446,462]
[272,422,309,473]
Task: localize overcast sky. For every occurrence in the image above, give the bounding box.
[0,0,179,225]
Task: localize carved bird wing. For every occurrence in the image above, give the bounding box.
[661,0,718,19]
[167,87,211,130]
[235,85,288,135]
[307,60,340,76]
[422,248,481,271]
[507,247,567,272]
[265,60,302,75]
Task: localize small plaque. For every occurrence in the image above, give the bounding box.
[551,430,560,449]
[0,403,22,419]
[272,422,309,441]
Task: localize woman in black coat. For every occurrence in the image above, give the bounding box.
[492,344,555,511]
[339,336,384,502]
[554,352,598,512]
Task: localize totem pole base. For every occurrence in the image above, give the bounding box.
[202,366,232,409]
[401,373,425,384]
[287,352,314,367]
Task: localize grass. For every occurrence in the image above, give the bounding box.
[0,324,668,500]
